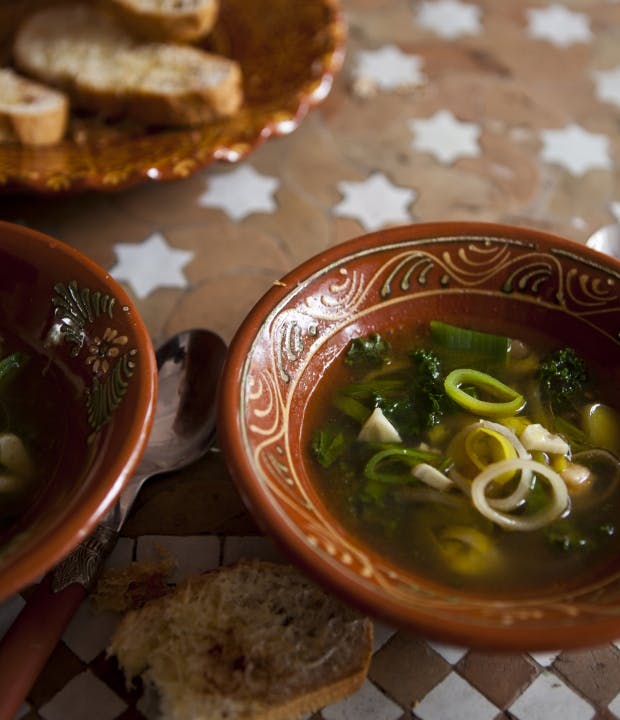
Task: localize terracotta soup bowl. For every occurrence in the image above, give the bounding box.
[0,221,157,600]
[218,221,620,651]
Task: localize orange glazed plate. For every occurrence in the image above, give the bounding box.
[0,0,345,194]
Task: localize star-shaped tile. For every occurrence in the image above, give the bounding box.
[333,172,416,231]
[353,45,426,92]
[110,231,194,299]
[594,65,620,108]
[409,110,481,164]
[539,123,611,176]
[526,5,592,47]
[611,201,620,223]
[197,165,279,221]
[415,0,482,39]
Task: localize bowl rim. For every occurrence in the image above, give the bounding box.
[218,220,620,650]
[0,220,158,599]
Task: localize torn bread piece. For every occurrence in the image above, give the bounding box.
[108,560,374,720]
[0,68,68,145]
[13,3,243,126]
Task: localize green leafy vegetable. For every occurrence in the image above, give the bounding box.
[344,333,391,368]
[409,348,449,429]
[539,347,588,413]
[430,321,510,359]
[311,428,347,468]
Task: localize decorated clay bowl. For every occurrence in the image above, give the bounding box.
[0,221,157,600]
[218,221,620,651]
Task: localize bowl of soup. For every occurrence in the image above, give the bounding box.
[0,220,157,600]
[218,221,620,651]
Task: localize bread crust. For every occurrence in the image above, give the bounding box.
[12,2,243,127]
[106,0,220,42]
[0,67,68,145]
[108,560,374,720]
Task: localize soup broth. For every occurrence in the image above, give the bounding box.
[0,329,87,534]
[304,321,620,596]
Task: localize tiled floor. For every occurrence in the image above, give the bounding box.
[1,0,620,717]
[4,518,620,719]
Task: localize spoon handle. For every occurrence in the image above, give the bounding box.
[0,522,119,719]
[0,575,85,720]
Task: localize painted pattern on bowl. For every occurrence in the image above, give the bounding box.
[0,222,157,600]
[221,222,620,650]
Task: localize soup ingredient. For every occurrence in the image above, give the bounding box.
[430,320,510,359]
[345,332,391,368]
[581,403,620,456]
[470,458,569,531]
[358,407,401,443]
[0,351,35,515]
[409,348,448,429]
[108,561,373,720]
[539,347,588,413]
[307,323,620,593]
[444,368,525,417]
[0,339,85,531]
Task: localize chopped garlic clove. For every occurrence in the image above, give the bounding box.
[357,407,402,443]
[519,423,569,455]
[412,463,453,491]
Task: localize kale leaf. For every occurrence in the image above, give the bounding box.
[344,333,391,368]
[539,347,588,413]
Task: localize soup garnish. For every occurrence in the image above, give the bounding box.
[0,336,84,533]
[306,321,620,594]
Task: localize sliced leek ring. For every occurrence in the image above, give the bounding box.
[444,368,525,417]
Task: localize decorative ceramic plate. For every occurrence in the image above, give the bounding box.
[219,221,620,651]
[0,0,345,194]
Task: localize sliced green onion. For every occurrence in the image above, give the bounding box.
[444,368,525,417]
[333,393,371,425]
[430,321,510,359]
[364,446,442,484]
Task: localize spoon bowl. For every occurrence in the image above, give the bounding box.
[117,329,227,520]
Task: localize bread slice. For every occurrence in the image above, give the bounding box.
[13,3,243,126]
[108,561,374,720]
[106,0,220,42]
[0,67,68,145]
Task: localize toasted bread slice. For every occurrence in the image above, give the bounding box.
[0,67,68,145]
[13,3,242,126]
[108,560,374,720]
[107,0,220,42]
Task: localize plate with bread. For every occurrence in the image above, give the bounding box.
[0,0,346,193]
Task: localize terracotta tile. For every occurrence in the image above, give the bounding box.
[457,651,539,708]
[369,632,451,708]
[592,709,618,720]
[27,642,85,708]
[554,645,620,706]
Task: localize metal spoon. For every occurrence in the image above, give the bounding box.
[585,223,620,259]
[0,328,227,720]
